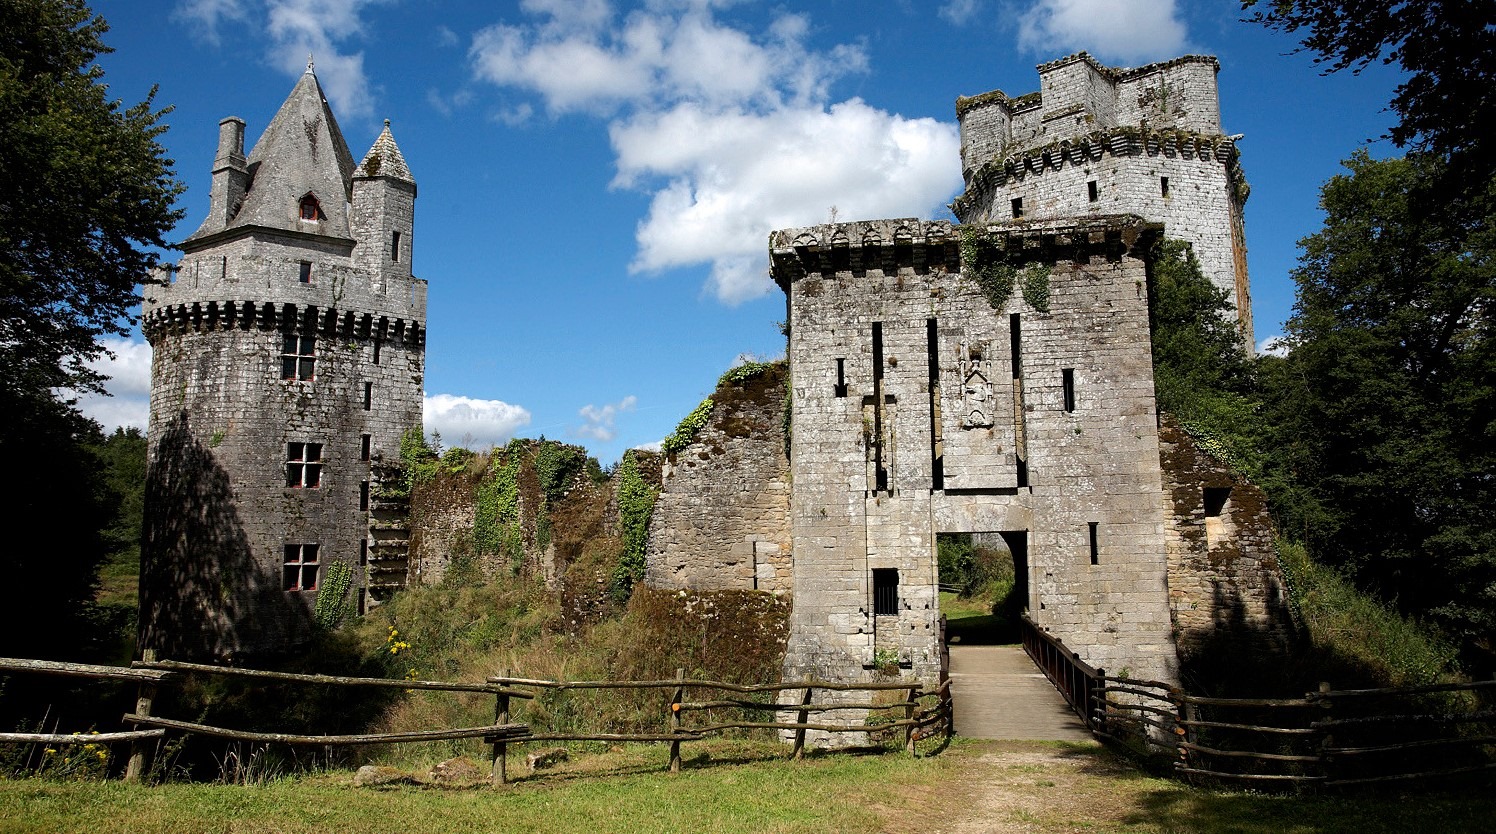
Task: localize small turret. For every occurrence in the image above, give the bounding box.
[194,117,248,236]
[352,120,417,296]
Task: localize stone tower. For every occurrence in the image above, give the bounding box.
[953,53,1253,345]
[140,65,427,660]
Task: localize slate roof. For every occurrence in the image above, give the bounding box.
[355,120,416,187]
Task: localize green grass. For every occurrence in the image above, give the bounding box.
[3,740,1494,834]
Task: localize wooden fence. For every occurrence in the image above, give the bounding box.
[1021,615,1496,787]
[0,654,952,785]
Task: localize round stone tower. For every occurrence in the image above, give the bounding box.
[953,53,1253,346]
[140,65,426,660]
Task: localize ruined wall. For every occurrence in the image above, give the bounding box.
[772,216,1179,687]
[1159,416,1297,678]
[644,363,792,594]
[954,53,1251,344]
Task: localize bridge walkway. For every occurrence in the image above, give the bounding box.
[947,644,1092,741]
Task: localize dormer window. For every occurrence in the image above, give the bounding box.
[298,194,323,221]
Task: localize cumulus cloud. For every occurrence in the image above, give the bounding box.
[72,338,154,433]
[175,0,385,117]
[1257,336,1290,358]
[1017,0,1190,65]
[424,393,531,449]
[938,0,981,25]
[469,3,961,304]
[574,395,638,442]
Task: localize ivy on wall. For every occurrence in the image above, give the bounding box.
[314,561,354,629]
[662,397,714,456]
[474,442,524,573]
[611,450,658,601]
[958,227,1052,312]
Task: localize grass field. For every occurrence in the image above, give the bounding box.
[3,738,1493,834]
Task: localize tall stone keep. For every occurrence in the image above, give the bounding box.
[140,65,427,660]
[953,53,1253,345]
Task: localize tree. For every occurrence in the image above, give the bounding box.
[1242,0,1496,187]
[1149,239,1266,474]
[0,0,180,660]
[1266,151,1495,662]
[0,0,182,397]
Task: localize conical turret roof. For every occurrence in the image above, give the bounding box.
[190,64,357,242]
[355,120,416,188]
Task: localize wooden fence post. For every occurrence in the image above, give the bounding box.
[669,668,685,773]
[124,649,157,784]
[791,679,812,761]
[1317,681,1333,783]
[903,685,919,756]
[491,668,510,786]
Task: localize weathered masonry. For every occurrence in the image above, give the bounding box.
[953,53,1253,346]
[773,216,1181,686]
[140,64,426,660]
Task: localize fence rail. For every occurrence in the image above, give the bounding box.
[0,653,952,785]
[1018,615,1496,788]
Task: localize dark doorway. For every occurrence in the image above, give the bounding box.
[937,530,1028,645]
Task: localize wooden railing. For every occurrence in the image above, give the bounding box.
[0,654,952,785]
[1016,618,1496,787]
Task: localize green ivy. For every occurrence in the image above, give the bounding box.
[662,397,714,456]
[314,561,353,629]
[1019,263,1052,312]
[474,449,523,574]
[719,361,774,386]
[610,450,658,601]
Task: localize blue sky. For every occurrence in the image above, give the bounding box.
[83,0,1405,463]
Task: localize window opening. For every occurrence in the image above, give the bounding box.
[360,539,369,566]
[298,261,312,284]
[1204,487,1231,546]
[372,340,382,365]
[298,194,322,221]
[871,322,888,492]
[360,480,370,511]
[1087,180,1099,202]
[361,434,372,462]
[1088,522,1099,565]
[1010,197,1024,219]
[1160,176,1171,198]
[363,381,373,411]
[873,568,899,616]
[283,544,319,590]
[286,442,323,488]
[282,334,316,381]
[1010,314,1028,488]
[358,588,367,616]
[391,231,402,263]
[1062,368,1076,413]
[927,318,943,490]
[834,358,848,398]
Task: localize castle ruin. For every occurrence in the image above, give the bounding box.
[140,64,426,659]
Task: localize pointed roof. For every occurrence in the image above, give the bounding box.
[355,120,416,188]
[190,65,357,243]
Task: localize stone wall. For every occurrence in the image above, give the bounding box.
[772,216,1179,687]
[1159,415,1297,681]
[644,364,792,593]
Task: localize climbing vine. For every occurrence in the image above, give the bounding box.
[611,450,658,601]
[662,397,714,456]
[960,227,1052,312]
[1019,263,1052,312]
[474,443,524,573]
[314,561,353,629]
[719,360,774,386]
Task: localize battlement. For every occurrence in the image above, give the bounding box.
[957,52,1223,178]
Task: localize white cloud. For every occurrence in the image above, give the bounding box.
[175,0,386,117]
[469,3,960,304]
[1017,0,1190,65]
[615,100,960,302]
[424,393,532,449]
[1257,336,1290,358]
[72,338,153,433]
[574,395,638,442]
[174,0,250,44]
[939,0,981,25]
